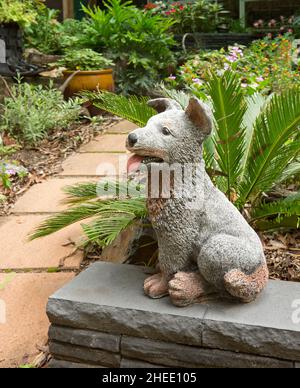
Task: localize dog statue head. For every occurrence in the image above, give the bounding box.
[126,97,212,173]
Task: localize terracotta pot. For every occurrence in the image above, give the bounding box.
[62,69,115,98]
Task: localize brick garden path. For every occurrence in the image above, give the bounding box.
[0,120,136,368]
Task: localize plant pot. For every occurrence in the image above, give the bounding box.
[62,69,115,98]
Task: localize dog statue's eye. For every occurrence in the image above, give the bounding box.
[162,126,171,135]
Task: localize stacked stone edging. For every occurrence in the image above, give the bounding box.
[47,262,300,368]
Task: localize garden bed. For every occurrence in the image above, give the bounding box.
[0,115,117,215]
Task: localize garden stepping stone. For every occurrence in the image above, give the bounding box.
[59,152,126,177]
[0,215,83,270]
[79,134,128,153]
[13,177,98,214]
[0,272,74,368]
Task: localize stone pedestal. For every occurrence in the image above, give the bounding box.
[47,262,300,368]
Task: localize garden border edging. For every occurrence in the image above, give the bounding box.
[46,262,300,368]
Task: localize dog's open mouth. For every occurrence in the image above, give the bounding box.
[127,154,164,173]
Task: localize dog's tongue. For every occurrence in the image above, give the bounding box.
[127,154,144,173]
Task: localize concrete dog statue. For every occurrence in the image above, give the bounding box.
[126,97,268,306]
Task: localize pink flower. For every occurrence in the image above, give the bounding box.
[256,76,264,82]
[168,74,176,80]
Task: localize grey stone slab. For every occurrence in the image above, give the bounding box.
[48,359,102,368]
[295,363,300,368]
[120,358,167,368]
[121,336,293,369]
[49,341,120,367]
[202,321,300,362]
[202,280,300,361]
[47,262,208,346]
[49,325,120,353]
[47,262,300,362]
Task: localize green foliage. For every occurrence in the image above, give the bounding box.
[0,0,42,27]
[82,0,176,94]
[172,35,300,96]
[85,90,155,127]
[57,49,113,71]
[0,80,81,145]
[0,161,28,189]
[147,0,224,34]
[30,180,147,246]
[24,7,88,54]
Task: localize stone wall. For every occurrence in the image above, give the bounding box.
[47,262,300,368]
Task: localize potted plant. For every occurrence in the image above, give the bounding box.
[58,49,115,97]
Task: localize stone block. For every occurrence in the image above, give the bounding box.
[49,326,120,353]
[121,336,293,368]
[49,341,120,367]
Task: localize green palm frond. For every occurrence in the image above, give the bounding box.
[29,178,147,241]
[82,214,137,246]
[62,180,143,205]
[240,93,267,175]
[83,90,155,127]
[250,192,300,231]
[207,71,247,197]
[155,82,191,109]
[275,162,300,185]
[238,88,300,207]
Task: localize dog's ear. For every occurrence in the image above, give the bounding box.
[147,98,182,113]
[185,97,212,135]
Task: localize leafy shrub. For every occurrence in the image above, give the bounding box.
[58,49,114,71]
[24,8,87,55]
[82,0,176,94]
[146,0,224,34]
[0,0,42,27]
[0,80,82,144]
[171,35,300,96]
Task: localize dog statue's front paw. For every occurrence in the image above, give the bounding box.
[144,273,169,299]
[168,272,213,307]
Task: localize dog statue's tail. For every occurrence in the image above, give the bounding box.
[224,264,269,303]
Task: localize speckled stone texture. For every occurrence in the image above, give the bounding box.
[126,98,268,305]
[47,262,300,368]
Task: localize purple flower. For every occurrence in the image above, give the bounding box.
[168,74,176,80]
[192,78,202,84]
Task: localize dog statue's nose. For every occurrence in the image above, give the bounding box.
[128,133,138,147]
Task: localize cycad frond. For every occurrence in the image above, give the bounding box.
[62,180,143,205]
[207,70,247,197]
[29,180,147,241]
[155,83,191,109]
[238,88,300,207]
[251,192,300,231]
[83,90,155,127]
[82,214,137,246]
[275,162,300,185]
[240,93,267,175]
